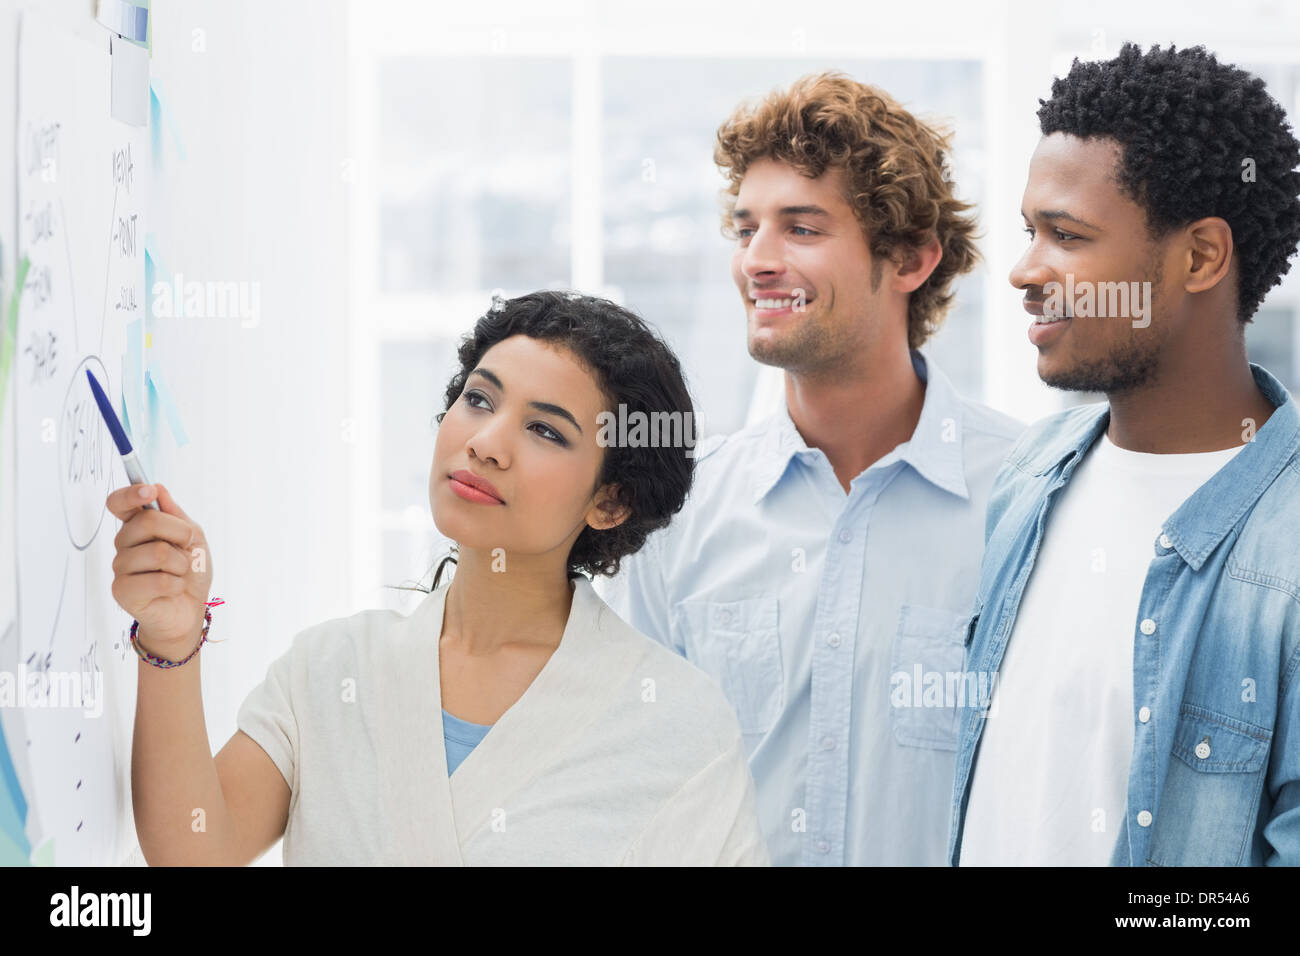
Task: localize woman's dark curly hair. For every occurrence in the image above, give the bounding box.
[1037,42,1300,323]
[430,289,696,581]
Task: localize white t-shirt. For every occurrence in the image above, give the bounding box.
[236,576,769,866]
[959,431,1244,866]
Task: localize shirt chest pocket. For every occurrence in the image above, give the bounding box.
[888,604,972,752]
[677,597,784,736]
[1145,707,1272,866]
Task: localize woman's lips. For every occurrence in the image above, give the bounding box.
[448,471,504,505]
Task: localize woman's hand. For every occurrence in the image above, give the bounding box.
[107,483,214,651]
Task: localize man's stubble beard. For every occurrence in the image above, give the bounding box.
[1039,324,1164,395]
[1040,261,1166,396]
[747,297,857,376]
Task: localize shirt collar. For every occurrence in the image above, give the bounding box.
[1018,362,1300,572]
[1164,364,1300,570]
[750,350,971,504]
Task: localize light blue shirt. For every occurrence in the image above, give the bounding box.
[442,708,492,776]
[950,362,1300,866]
[598,350,1023,865]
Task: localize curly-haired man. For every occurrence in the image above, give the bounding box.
[952,43,1300,866]
[599,72,1024,866]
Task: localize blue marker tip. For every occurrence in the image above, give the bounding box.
[86,368,133,456]
[85,367,158,510]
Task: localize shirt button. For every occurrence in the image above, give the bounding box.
[1138,706,1151,723]
[838,529,852,544]
[827,633,842,648]
[1158,533,1173,550]
[1139,618,1156,636]
[1137,810,1153,827]
[817,840,830,854]
[1195,738,1211,760]
[821,736,836,750]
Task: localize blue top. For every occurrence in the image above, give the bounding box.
[442,708,492,776]
[596,350,1024,866]
[950,362,1300,867]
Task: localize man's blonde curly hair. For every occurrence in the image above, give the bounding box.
[715,71,980,349]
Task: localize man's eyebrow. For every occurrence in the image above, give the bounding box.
[466,367,583,434]
[732,205,834,220]
[1022,208,1101,231]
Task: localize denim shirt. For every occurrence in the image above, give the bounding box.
[948,363,1300,866]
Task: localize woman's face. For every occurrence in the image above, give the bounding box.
[431,334,626,567]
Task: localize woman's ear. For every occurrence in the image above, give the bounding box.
[586,483,631,531]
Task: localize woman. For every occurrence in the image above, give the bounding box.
[110,290,768,866]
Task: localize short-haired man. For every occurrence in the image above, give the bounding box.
[951,44,1300,866]
[599,72,1023,865]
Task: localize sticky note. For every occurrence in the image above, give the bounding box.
[148,80,186,169]
[146,363,189,447]
[110,34,149,127]
[0,823,29,867]
[0,717,26,827]
[122,317,146,450]
[0,792,25,861]
[95,0,148,42]
[149,84,162,166]
[0,723,28,863]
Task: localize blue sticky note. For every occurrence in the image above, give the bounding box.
[0,821,29,866]
[0,715,26,826]
[149,84,162,166]
[148,80,186,167]
[145,246,155,312]
[0,794,26,860]
[0,721,28,857]
[123,317,146,452]
[144,233,168,278]
[146,363,189,447]
[118,389,134,452]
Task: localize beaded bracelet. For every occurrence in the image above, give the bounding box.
[130,598,225,669]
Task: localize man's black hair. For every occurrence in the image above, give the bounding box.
[1037,42,1300,322]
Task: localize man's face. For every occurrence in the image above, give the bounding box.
[729,157,890,375]
[1011,133,1179,393]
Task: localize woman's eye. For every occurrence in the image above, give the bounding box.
[1022,225,1035,239]
[463,390,490,409]
[530,422,567,445]
[792,226,817,236]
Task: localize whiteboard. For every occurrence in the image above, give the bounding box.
[6,11,144,866]
[0,0,360,868]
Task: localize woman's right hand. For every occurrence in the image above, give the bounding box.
[108,483,214,651]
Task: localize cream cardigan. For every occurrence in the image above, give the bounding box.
[237,576,770,865]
